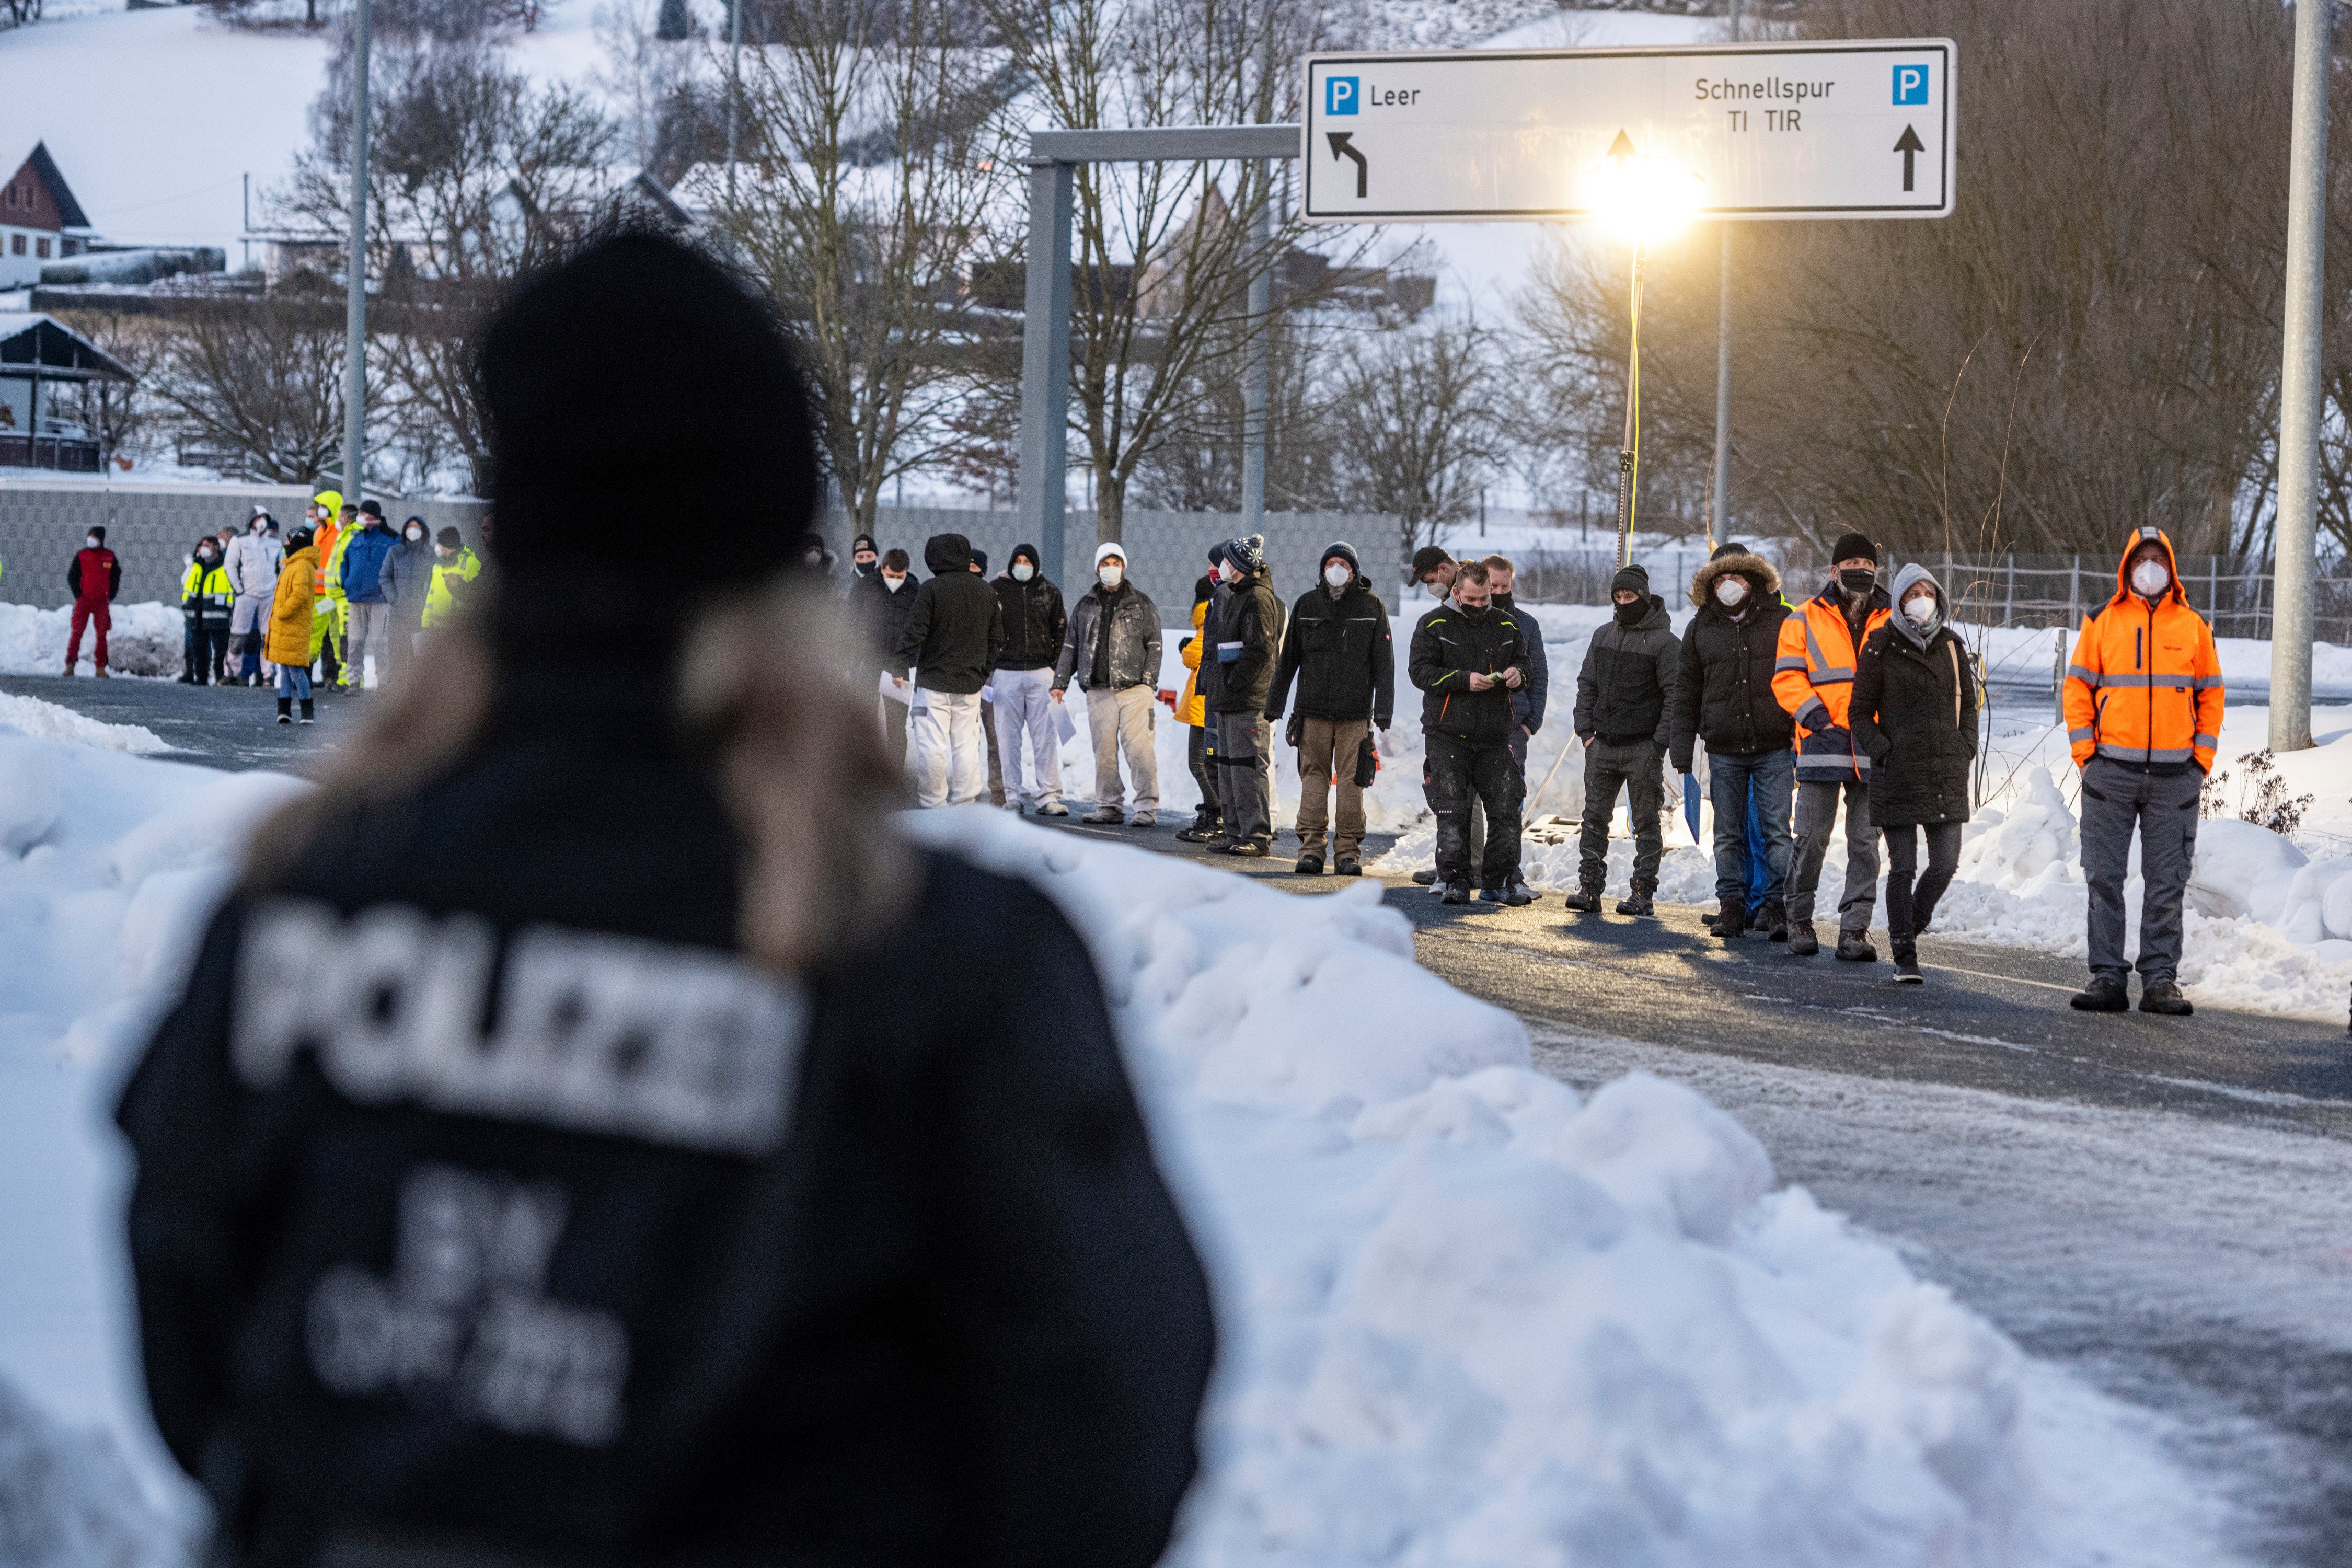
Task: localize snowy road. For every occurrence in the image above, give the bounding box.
[0,675,355,771]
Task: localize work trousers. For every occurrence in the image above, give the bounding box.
[1579,737,1665,895]
[66,601,109,671]
[1791,777,1880,931]
[184,624,229,684]
[345,601,392,688]
[909,689,988,808]
[1086,685,1160,814]
[2079,756,2202,985]
[1708,747,1794,908]
[1214,711,1273,845]
[991,667,1063,809]
[1427,733,1524,890]
[386,617,425,690]
[1294,716,1371,859]
[1883,821,1964,942]
[1187,725,1220,827]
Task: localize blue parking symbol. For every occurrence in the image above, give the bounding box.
[1893,64,1929,105]
[1325,76,1359,116]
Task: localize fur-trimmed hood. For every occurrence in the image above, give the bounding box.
[1689,549,1781,610]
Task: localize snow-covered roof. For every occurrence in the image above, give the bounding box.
[0,312,135,382]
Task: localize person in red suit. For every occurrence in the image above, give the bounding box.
[65,526,121,677]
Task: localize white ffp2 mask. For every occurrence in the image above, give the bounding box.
[1715,577,1749,607]
[2131,560,2170,597]
[1903,594,1937,625]
[1324,563,1351,589]
[1099,564,1125,589]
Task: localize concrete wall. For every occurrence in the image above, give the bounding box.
[0,479,488,608]
[818,506,1403,626]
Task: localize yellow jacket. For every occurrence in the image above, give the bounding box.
[266,547,318,667]
[1176,597,1208,727]
[425,546,482,628]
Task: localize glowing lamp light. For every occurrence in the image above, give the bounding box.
[1585,131,1705,244]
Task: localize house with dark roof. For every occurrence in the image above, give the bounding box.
[1,143,95,290]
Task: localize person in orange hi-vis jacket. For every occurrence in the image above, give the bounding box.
[2062,525,2224,1017]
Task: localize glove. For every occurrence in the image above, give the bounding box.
[1354,734,1379,788]
[1284,711,1304,748]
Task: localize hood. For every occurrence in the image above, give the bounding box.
[1887,561,1946,647]
[1009,541,1042,576]
[923,533,971,575]
[1689,549,1781,611]
[2112,524,2185,607]
[1633,592,1670,632]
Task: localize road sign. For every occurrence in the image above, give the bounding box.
[1301,39,1956,223]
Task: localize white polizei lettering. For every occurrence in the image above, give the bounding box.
[232,899,804,1156]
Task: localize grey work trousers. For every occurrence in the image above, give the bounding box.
[1790,777,1880,931]
[1579,737,1665,895]
[1214,711,1273,845]
[2079,756,2203,985]
[1086,684,1160,813]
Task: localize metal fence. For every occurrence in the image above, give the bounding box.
[1876,552,2339,642]
[1471,540,1793,607]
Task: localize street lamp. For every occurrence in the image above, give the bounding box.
[1585,132,1702,569]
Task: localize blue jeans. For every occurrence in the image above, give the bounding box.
[1709,748,1793,907]
[275,664,313,700]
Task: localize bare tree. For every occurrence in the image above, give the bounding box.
[140,285,350,485]
[1328,318,1509,568]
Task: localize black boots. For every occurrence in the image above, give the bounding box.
[1563,885,1603,913]
[276,698,292,724]
[2139,979,2194,1016]
[1789,923,1820,956]
[1615,890,1653,916]
[1295,852,1324,876]
[2070,975,2129,1012]
[300,698,315,725]
[1441,879,1472,905]
[1757,899,1790,942]
[1714,899,1748,941]
[1834,930,1879,963]
[1891,938,1923,983]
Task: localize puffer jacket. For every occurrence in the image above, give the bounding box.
[264,546,317,667]
[1176,597,1208,728]
[1573,594,1677,746]
[1850,564,1977,826]
[1408,601,1531,746]
[379,535,436,625]
[1055,581,1163,693]
[1773,579,1893,784]
[340,523,397,604]
[2062,526,2224,774]
[1669,550,1794,770]
[895,534,1004,694]
[992,549,1067,671]
[1212,568,1284,715]
[1266,576,1393,728]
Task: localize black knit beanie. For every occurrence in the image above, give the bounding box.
[1611,563,1650,597]
[1830,531,1878,565]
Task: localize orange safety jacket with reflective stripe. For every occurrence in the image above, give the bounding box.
[1771,582,1892,782]
[2062,526,2224,772]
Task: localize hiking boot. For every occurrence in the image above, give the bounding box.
[1080,806,1125,825]
[1714,900,1747,941]
[1412,869,1437,886]
[1335,857,1363,877]
[1227,840,1269,858]
[2139,979,2195,1016]
[1615,893,1654,917]
[1203,835,1233,852]
[1295,853,1325,876]
[1478,885,1504,903]
[1035,801,1070,818]
[61,662,73,677]
[1758,899,1790,942]
[1700,908,1721,930]
[2069,975,2130,1012]
[1788,922,1820,956]
[1834,931,1878,963]
[1502,877,1536,907]
[1129,811,1157,827]
[1562,888,1604,913]
[1892,940,1923,983]
[1440,879,1473,905]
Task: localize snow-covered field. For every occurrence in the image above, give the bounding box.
[0,687,2239,1565]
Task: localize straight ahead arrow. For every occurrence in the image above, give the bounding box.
[1327,131,1368,199]
[1894,123,1924,192]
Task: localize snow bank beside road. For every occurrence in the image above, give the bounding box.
[0,692,169,754]
[0,602,185,679]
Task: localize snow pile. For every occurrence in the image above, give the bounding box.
[0,693,169,754]
[898,806,2036,1565]
[0,602,185,679]
[0,1374,182,1568]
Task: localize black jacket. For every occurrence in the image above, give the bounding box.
[1574,595,1678,747]
[1055,582,1162,693]
[1212,569,1284,715]
[114,673,1214,1568]
[993,554,1067,672]
[1492,593,1549,735]
[896,535,1004,694]
[1266,578,1393,728]
[850,567,923,673]
[1408,602,1530,746]
[1851,619,1978,826]
[1670,552,1794,770]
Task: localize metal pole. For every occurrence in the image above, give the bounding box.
[1015,158,1074,589]
[2273,0,2331,753]
[726,0,742,204]
[1612,241,1643,570]
[1240,33,1273,541]
[341,0,371,504]
[1709,0,1739,544]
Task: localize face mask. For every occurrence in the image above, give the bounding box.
[1424,580,1448,600]
[1614,598,1644,626]
[1324,563,1351,589]
[1012,563,1034,582]
[805,550,824,567]
[85,536,98,549]
[1458,600,1488,620]
[1839,568,1876,596]
[1715,577,1749,608]
[1221,562,1242,585]
[406,528,423,543]
[1099,564,1125,590]
[198,549,216,563]
[435,546,452,560]
[1903,594,1938,626]
[2131,559,2170,597]
[883,573,906,592]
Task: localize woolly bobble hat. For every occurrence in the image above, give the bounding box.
[1830,531,1878,566]
[1224,533,1265,574]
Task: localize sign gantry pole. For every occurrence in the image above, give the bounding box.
[2271,0,2331,754]
[1710,0,1742,550]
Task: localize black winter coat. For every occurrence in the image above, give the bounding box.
[896,534,1004,694]
[113,671,1215,1568]
[1491,592,1549,734]
[850,567,923,673]
[1850,621,1979,826]
[1408,603,1530,746]
[993,564,1067,672]
[1573,596,1678,746]
[1669,557,1793,770]
[1212,570,1285,714]
[1266,578,1394,728]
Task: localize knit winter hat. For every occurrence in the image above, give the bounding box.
[1207,543,1227,569]
[850,532,877,555]
[1710,540,1748,561]
[1411,545,1455,579]
[1321,541,1362,576]
[1611,562,1650,597]
[437,527,463,548]
[970,548,988,574]
[359,499,384,520]
[1830,531,1878,565]
[87,525,106,543]
[1224,534,1266,574]
[1095,540,1128,567]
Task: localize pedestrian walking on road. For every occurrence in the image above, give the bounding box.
[1206,534,1282,854]
[1410,559,1534,906]
[1266,540,1392,876]
[180,535,234,685]
[63,525,120,677]
[1849,564,1976,984]
[1567,562,1678,916]
[340,500,398,689]
[2063,526,2224,1016]
[1671,542,1796,941]
[1775,533,1894,960]
[378,515,434,689]
[114,232,1214,1568]
[1055,542,1163,826]
[265,527,319,724]
[894,532,1002,808]
[1173,558,1222,843]
[992,541,1068,815]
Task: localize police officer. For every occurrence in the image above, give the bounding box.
[116,234,1214,1568]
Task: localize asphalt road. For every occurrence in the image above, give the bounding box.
[0,672,360,771]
